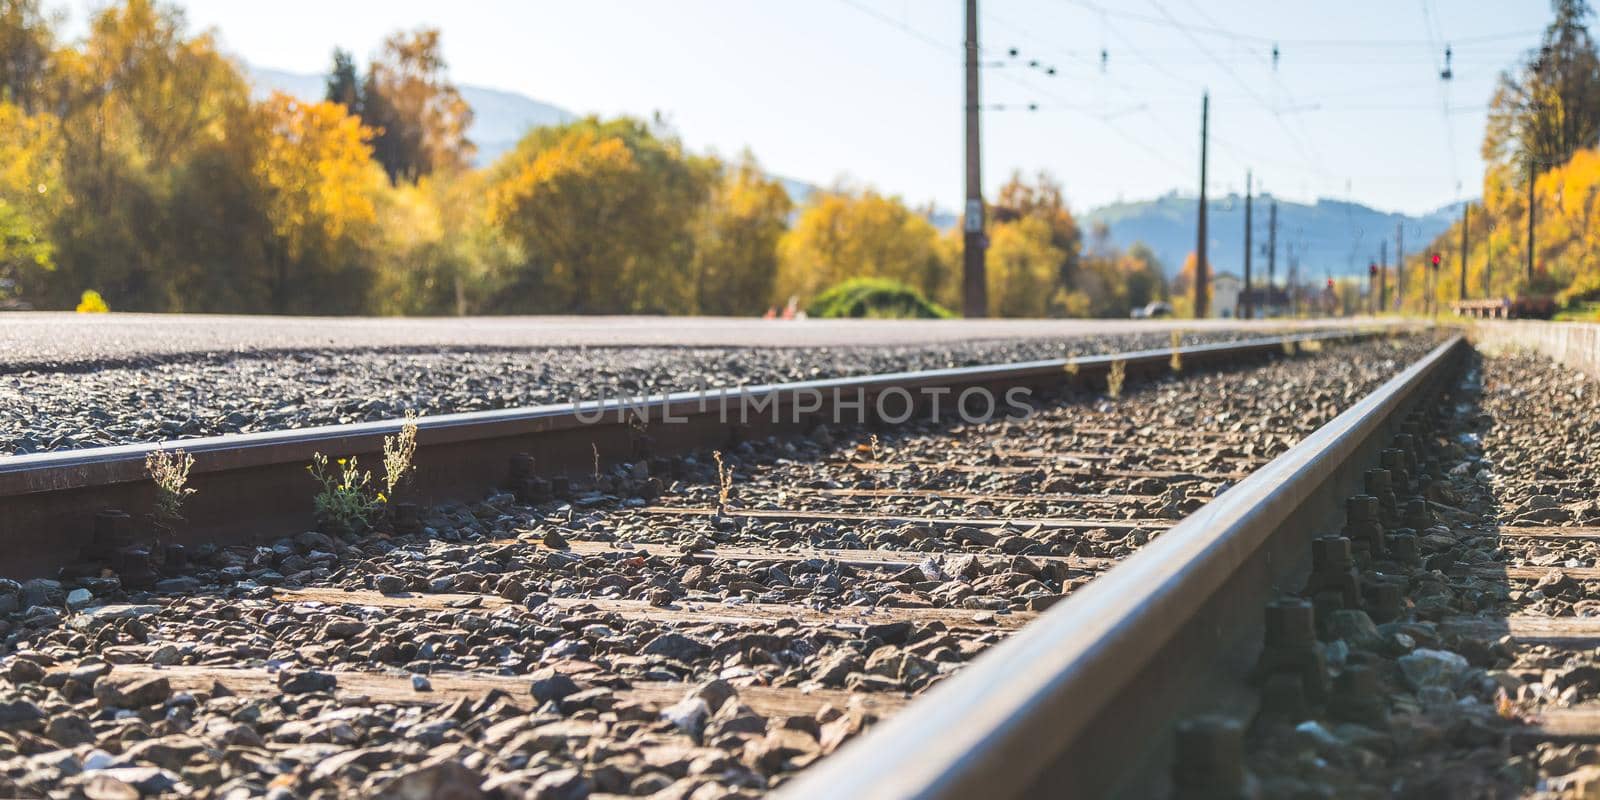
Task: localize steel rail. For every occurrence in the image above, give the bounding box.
[780,333,1465,799]
[0,328,1390,579]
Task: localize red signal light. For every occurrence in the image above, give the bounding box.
[1431,252,1441,268]
[1326,278,1335,290]
[1368,262,1378,276]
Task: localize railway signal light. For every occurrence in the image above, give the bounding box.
[1326,278,1335,290]
[1430,252,1441,270]
[1368,262,1378,277]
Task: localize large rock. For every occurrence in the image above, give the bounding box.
[94,676,171,708]
[641,632,710,662]
[374,759,486,800]
[1397,648,1470,691]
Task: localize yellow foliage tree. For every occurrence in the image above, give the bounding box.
[776,188,951,307]
[255,93,382,311]
[692,153,792,315]
[986,216,1064,317]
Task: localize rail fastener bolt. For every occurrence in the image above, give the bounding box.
[1307,535,1363,615]
[1380,449,1412,495]
[1341,495,1385,563]
[1403,498,1434,531]
[1363,469,1400,526]
[1386,529,1422,565]
[1255,597,1328,704]
[1172,715,1258,800]
[1328,664,1390,728]
[1364,581,1405,624]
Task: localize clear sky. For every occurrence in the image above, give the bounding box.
[62,0,1552,216]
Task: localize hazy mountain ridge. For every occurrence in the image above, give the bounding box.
[1085,192,1466,279]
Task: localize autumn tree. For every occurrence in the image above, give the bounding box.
[691,153,792,315]
[985,216,1064,317]
[995,170,1082,286]
[0,101,59,299]
[362,28,474,183]
[486,117,714,313]
[254,93,382,312]
[776,188,951,306]
[1485,0,1600,176]
[324,48,361,110]
[0,0,56,113]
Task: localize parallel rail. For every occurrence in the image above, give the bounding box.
[0,329,1388,579]
[781,332,1465,798]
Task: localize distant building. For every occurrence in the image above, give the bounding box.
[1211,272,1242,318]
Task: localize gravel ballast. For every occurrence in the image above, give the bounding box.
[0,330,1320,456]
[0,335,1439,798]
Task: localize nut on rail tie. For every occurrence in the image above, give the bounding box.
[1173,715,1258,800]
[1341,495,1385,564]
[1306,535,1362,618]
[1363,468,1400,527]
[1255,597,1327,705]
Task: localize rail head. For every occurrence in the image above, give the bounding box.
[778,333,1464,799]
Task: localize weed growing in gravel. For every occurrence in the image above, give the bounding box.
[1107,359,1126,399]
[591,443,601,483]
[1282,339,1298,356]
[145,447,195,533]
[382,411,418,496]
[1063,359,1079,377]
[713,450,734,514]
[869,434,884,492]
[308,454,381,535]
[1300,339,1323,353]
[1169,329,1183,373]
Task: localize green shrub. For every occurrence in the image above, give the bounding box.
[807,277,953,319]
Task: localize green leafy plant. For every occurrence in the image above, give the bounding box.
[308,454,381,535]
[308,415,418,535]
[807,277,954,319]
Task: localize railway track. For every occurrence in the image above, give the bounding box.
[0,327,1460,798]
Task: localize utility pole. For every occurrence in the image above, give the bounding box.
[1378,239,1387,313]
[1267,200,1277,312]
[1459,204,1468,302]
[961,0,987,318]
[1194,92,1210,319]
[1395,223,1404,312]
[1242,171,1253,320]
[1288,242,1299,316]
[1525,154,1536,285]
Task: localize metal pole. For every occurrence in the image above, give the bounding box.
[1459,204,1468,302]
[961,0,987,318]
[1242,171,1252,320]
[1194,92,1209,319]
[1378,239,1387,313]
[1526,154,1536,285]
[1267,200,1276,311]
[1395,222,1404,312]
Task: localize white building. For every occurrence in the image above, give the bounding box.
[1211,272,1242,318]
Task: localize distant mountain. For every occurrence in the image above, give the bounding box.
[1084,193,1465,280]
[248,66,577,167]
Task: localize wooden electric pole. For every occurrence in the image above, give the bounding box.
[1242,171,1253,320]
[1459,205,1469,302]
[1395,223,1404,312]
[1194,92,1210,319]
[1378,239,1387,313]
[961,0,987,318]
[1526,154,1536,285]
